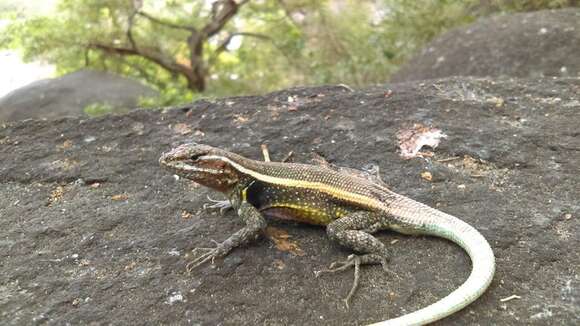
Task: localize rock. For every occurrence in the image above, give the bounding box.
[0,78,578,325]
[391,9,580,82]
[0,69,158,121]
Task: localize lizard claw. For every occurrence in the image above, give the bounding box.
[187,240,227,273]
[315,254,362,308]
[203,196,232,215]
[314,253,390,308]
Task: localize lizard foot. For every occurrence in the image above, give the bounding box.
[186,240,228,273]
[203,196,232,215]
[314,254,389,308]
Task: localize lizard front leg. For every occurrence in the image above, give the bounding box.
[187,201,267,272]
[317,211,390,307]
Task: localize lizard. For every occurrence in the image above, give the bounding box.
[159,143,495,326]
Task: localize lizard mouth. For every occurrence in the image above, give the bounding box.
[166,159,221,175]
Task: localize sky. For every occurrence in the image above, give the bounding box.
[0,51,55,97]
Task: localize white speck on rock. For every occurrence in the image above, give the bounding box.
[560,279,575,302]
[538,27,548,35]
[168,248,180,256]
[166,291,184,305]
[530,306,553,320]
[84,136,96,143]
[32,314,46,322]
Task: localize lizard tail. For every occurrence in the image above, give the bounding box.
[372,193,495,326]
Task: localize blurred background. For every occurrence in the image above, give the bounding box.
[1,0,579,119]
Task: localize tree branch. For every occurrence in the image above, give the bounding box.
[87,1,251,93]
[88,43,189,75]
[137,11,197,32]
[202,0,249,38]
[127,9,138,50]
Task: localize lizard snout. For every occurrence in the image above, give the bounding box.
[159,143,208,166]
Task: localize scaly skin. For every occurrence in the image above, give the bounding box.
[159,143,495,326]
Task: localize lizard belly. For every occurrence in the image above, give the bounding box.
[260,203,335,225]
[260,203,349,225]
[246,181,357,225]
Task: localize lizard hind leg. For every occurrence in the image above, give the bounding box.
[316,211,390,308]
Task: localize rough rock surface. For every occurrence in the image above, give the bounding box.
[391,9,580,83]
[1,77,578,325]
[0,69,158,121]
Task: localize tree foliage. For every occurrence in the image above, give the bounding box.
[1,0,578,107]
[2,0,300,103]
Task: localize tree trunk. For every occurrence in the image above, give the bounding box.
[184,33,207,92]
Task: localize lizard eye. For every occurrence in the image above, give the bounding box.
[189,153,205,162]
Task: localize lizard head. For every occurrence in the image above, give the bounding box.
[159,143,240,193]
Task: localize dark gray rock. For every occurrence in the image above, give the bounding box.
[0,78,578,325]
[0,69,158,121]
[391,9,580,83]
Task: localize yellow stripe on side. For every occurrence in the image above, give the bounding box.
[241,187,248,201]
